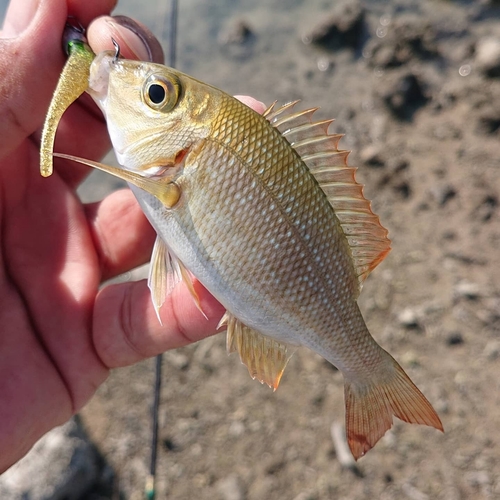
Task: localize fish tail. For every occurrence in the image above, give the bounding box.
[344,352,443,460]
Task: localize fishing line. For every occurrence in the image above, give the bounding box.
[147,1,178,499]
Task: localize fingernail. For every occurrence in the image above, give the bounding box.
[108,16,164,63]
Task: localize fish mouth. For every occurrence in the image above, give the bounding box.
[87,50,115,108]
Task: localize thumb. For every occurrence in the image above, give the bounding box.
[0,0,117,158]
[0,0,67,157]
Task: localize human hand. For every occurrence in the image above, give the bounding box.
[0,0,265,471]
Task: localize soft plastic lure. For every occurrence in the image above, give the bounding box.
[40,20,95,177]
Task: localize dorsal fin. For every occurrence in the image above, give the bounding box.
[267,102,391,284]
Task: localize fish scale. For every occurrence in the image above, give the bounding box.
[42,50,443,460]
[152,94,379,375]
[207,96,357,296]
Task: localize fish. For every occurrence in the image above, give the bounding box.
[41,48,443,460]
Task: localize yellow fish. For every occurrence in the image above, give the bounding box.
[43,49,443,459]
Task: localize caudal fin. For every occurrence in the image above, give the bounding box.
[344,354,443,460]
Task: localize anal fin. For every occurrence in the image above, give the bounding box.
[148,235,206,323]
[219,312,296,391]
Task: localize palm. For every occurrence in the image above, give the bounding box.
[0,135,106,461]
[0,0,263,472]
[0,0,225,472]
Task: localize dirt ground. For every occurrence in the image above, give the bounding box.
[76,0,500,498]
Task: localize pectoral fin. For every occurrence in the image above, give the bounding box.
[219,312,296,391]
[53,153,181,208]
[148,236,206,323]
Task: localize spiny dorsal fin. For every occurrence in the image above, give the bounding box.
[148,236,206,323]
[218,312,296,391]
[266,102,391,285]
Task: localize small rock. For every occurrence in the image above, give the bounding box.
[401,350,420,368]
[430,183,457,206]
[219,19,256,60]
[387,157,410,174]
[293,491,319,500]
[228,420,245,437]
[402,483,429,500]
[364,19,438,68]
[381,72,428,120]
[265,459,286,475]
[393,180,412,199]
[162,437,180,452]
[475,37,500,78]
[442,230,457,241]
[465,470,491,487]
[398,308,420,329]
[473,195,497,222]
[446,332,464,346]
[219,19,253,45]
[360,144,385,167]
[0,418,108,500]
[454,281,481,300]
[476,111,500,135]
[483,340,500,360]
[166,351,190,370]
[216,475,245,500]
[302,0,366,50]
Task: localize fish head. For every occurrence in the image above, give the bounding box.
[87,50,216,176]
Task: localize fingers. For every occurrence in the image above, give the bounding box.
[93,278,225,368]
[84,189,156,281]
[66,0,118,27]
[0,0,67,157]
[0,0,117,157]
[87,15,164,63]
[234,95,267,114]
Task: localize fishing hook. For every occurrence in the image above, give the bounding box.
[111,38,121,62]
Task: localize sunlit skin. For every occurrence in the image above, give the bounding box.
[0,0,265,472]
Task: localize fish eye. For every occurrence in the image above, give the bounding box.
[143,74,180,112]
[148,83,166,104]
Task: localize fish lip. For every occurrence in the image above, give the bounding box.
[87,51,115,109]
